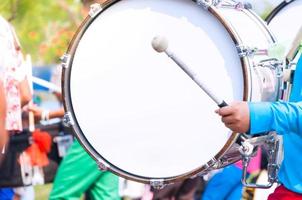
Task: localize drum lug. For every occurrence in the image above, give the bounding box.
[195,157,218,177]
[218,1,253,10]
[239,141,254,156]
[236,45,258,57]
[60,53,71,69]
[97,160,109,171]
[150,179,166,190]
[89,3,102,18]
[207,157,218,169]
[196,0,220,9]
[63,112,75,127]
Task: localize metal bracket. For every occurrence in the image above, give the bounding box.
[196,0,220,9]
[237,45,281,58]
[195,157,219,177]
[60,53,71,69]
[63,112,75,127]
[89,3,102,18]
[257,59,283,69]
[266,133,281,184]
[207,157,218,169]
[239,141,254,157]
[150,179,166,190]
[257,58,284,78]
[219,2,246,10]
[97,160,109,171]
[240,133,281,188]
[236,45,259,57]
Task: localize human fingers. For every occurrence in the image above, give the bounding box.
[221,115,238,124]
[224,122,249,133]
[215,106,235,117]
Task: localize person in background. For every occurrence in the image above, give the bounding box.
[216,52,302,199]
[201,151,261,200]
[0,15,32,200]
[152,177,203,200]
[26,1,120,199]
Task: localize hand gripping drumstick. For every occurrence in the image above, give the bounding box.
[151,36,251,143]
[151,36,228,108]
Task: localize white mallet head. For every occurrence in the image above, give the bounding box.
[151,36,169,53]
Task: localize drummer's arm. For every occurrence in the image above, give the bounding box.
[248,101,302,136]
[216,101,302,136]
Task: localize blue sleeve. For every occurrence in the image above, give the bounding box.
[249,101,302,135]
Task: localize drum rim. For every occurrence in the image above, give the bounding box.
[62,0,256,184]
[265,0,296,23]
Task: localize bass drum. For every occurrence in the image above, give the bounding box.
[266,0,302,53]
[62,0,279,186]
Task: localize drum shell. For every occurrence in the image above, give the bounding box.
[62,0,280,184]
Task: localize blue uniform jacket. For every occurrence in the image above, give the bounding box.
[249,55,302,194]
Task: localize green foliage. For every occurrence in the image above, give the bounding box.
[0,0,82,64]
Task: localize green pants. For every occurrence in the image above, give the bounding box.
[49,140,120,200]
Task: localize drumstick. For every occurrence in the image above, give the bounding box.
[286,26,302,63]
[151,36,228,108]
[151,36,251,142]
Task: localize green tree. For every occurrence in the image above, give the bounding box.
[0,0,82,64]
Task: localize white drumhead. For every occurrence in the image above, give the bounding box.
[69,0,243,178]
[269,0,302,51]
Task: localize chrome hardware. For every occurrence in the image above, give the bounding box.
[217,0,252,9]
[97,160,109,171]
[257,58,284,78]
[196,0,220,9]
[266,134,282,184]
[63,112,75,127]
[236,46,270,57]
[60,53,71,69]
[236,45,268,57]
[236,45,259,57]
[150,179,165,190]
[219,2,245,10]
[195,158,218,177]
[257,58,283,70]
[240,133,282,188]
[208,157,218,169]
[89,3,102,18]
[239,141,254,156]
